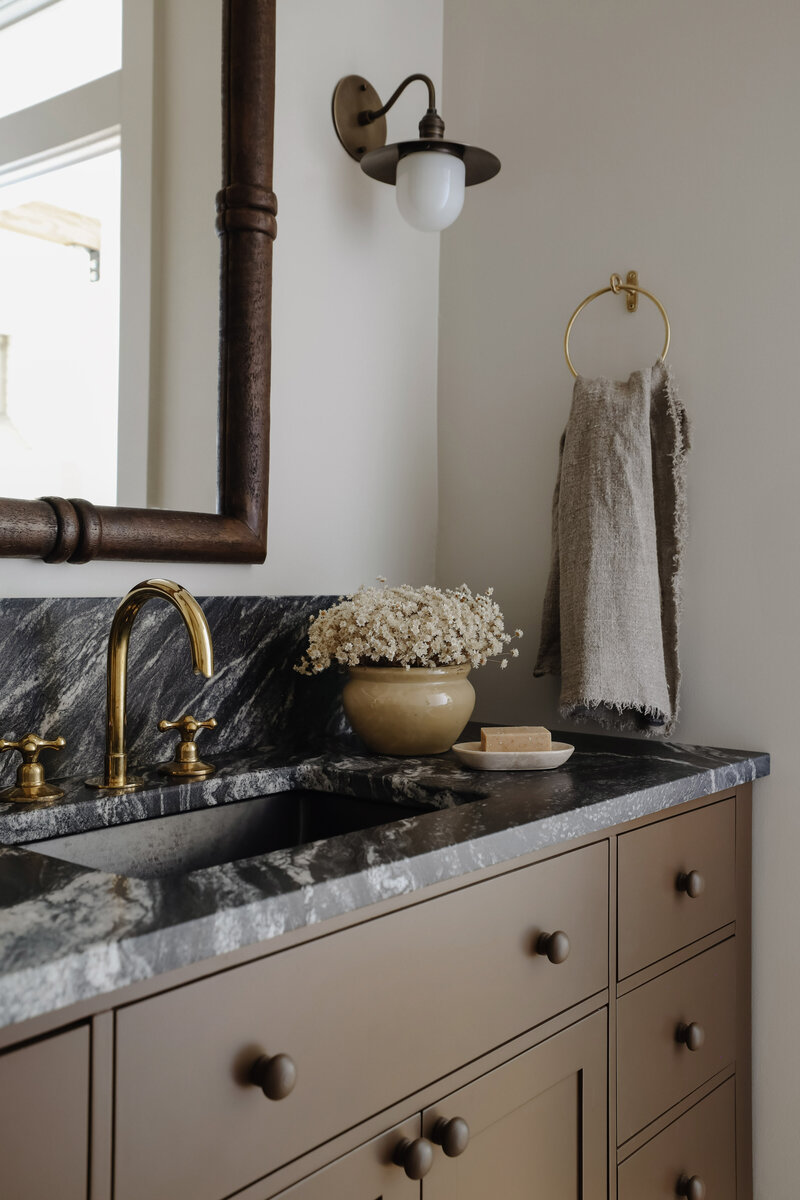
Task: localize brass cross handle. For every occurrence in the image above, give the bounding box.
[157,714,217,779]
[0,733,66,762]
[0,733,66,803]
[158,715,218,740]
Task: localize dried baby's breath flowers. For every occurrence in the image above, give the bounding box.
[295,583,523,675]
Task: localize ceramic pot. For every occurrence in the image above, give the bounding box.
[342,665,476,756]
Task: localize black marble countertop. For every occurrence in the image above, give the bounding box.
[0,729,769,1032]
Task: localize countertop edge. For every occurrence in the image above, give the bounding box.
[0,748,768,1032]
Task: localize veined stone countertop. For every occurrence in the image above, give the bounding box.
[0,728,769,1032]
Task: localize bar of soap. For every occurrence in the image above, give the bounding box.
[480,726,552,753]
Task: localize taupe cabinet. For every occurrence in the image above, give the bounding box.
[0,783,751,1200]
[0,1026,90,1200]
[114,841,608,1199]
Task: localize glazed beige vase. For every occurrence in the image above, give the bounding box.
[342,665,476,756]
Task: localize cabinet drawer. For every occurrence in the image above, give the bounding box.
[618,1078,735,1199]
[115,841,608,1200]
[0,1025,90,1200]
[617,799,736,979]
[617,938,736,1143]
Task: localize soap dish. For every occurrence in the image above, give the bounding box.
[451,741,575,772]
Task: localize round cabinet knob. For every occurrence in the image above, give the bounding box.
[432,1115,470,1157]
[393,1137,435,1180]
[536,930,571,965]
[676,1173,707,1199]
[250,1053,297,1100]
[676,870,705,899]
[676,1022,705,1052]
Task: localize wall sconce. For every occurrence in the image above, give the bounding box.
[332,73,500,232]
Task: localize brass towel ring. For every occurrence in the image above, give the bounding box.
[564,274,671,378]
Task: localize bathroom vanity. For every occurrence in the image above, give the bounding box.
[0,726,766,1200]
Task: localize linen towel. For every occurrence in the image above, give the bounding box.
[534,361,690,734]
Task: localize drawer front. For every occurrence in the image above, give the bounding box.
[115,842,608,1200]
[617,799,736,979]
[617,938,736,1143]
[618,1078,735,1199]
[0,1025,90,1200]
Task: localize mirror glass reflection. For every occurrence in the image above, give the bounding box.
[0,150,121,502]
[0,0,221,514]
[0,0,122,502]
[0,0,121,118]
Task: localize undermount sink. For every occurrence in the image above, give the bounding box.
[22,789,431,880]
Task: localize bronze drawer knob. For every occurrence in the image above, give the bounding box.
[432,1115,470,1157]
[676,1021,705,1052]
[250,1052,297,1100]
[393,1137,435,1180]
[676,1173,706,1199]
[535,930,571,964]
[676,870,705,898]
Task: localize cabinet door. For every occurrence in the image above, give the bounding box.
[0,1025,90,1200]
[421,1010,607,1199]
[268,1117,421,1200]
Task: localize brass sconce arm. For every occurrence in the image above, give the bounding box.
[358,73,442,138]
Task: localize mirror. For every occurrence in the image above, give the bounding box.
[0,0,275,563]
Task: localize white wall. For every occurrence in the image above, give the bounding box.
[438,1,800,1195]
[0,0,442,597]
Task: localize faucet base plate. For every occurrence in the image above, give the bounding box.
[84,776,146,793]
[158,761,216,779]
[0,782,65,803]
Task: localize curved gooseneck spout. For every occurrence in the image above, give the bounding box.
[86,579,214,791]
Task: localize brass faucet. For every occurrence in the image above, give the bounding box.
[86,579,214,792]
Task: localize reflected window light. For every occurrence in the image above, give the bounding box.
[0,0,123,503]
[0,0,121,119]
[0,334,8,416]
[0,148,121,503]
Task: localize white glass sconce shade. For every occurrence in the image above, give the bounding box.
[395,152,466,232]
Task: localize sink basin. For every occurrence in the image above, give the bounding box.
[22,789,430,880]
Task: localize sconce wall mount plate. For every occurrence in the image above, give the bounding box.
[332,75,387,162]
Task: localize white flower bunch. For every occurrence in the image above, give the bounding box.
[295,582,523,675]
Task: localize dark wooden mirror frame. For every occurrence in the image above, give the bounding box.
[0,0,275,565]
